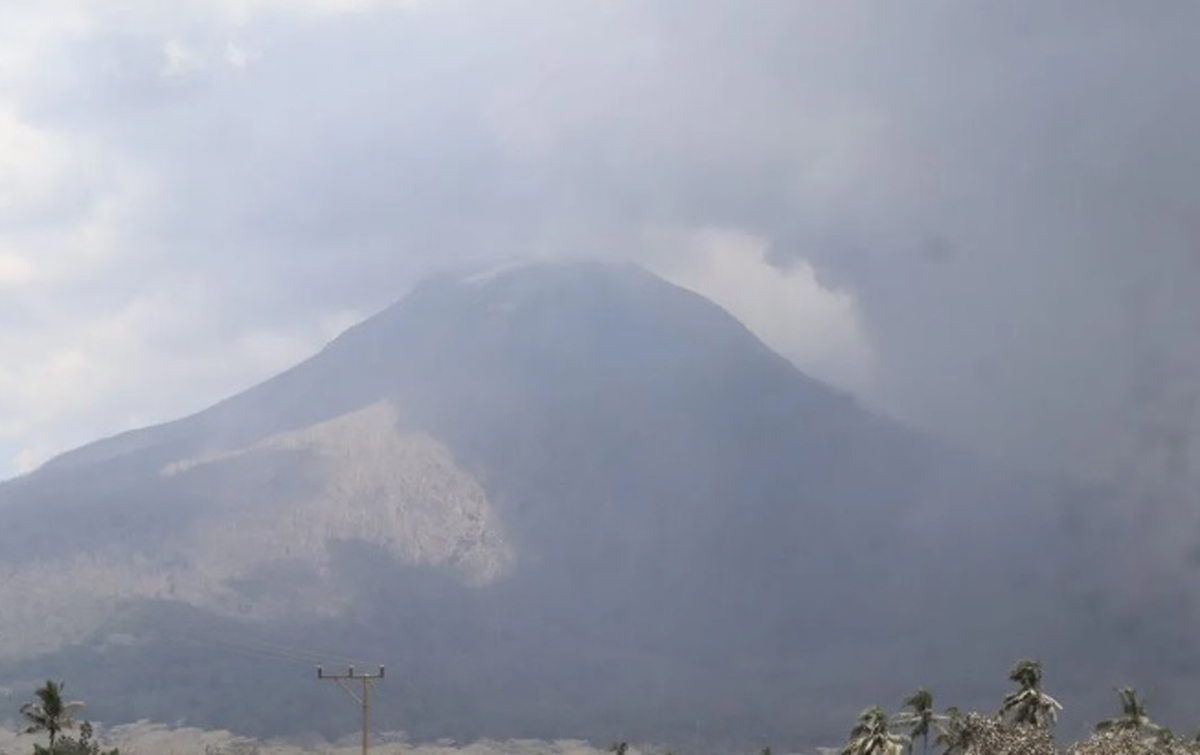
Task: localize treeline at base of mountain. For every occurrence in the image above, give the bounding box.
[10,659,1200,754]
[827,659,1200,755]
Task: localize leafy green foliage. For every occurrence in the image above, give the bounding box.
[20,681,117,755]
[34,722,119,755]
[21,680,85,753]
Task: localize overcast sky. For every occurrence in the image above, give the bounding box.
[2,1,1199,501]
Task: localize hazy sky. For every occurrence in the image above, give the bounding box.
[2,1,1198,493]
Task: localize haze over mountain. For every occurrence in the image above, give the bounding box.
[0,262,1186,749]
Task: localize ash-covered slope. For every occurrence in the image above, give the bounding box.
[0,262,1134,748]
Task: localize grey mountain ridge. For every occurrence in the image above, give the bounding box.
[0,261,1180,749]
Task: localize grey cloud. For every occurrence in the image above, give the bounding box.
[629,2,1200,476]
[13,0,1200,501]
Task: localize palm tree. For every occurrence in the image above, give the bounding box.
[1095,686,1159,736]
[998,659,1062,728]
[894,688,938,755]
[841,706,911,755]
[934,708,976,755]
[21,680,85,753]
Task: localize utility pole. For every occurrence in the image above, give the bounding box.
[317,664,385,755]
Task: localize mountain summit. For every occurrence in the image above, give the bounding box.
[0,261,1121,747]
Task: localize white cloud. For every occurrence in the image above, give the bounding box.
[161,39,205,77]
[0,285,361,477]
[645,227,877,398]
[223,40,261,69]
[0,109,76,215]
[209,0,423,25]
[0,0,422,36]
[0,0,428,480]
[0,253,37,287]
[13,446,49,475]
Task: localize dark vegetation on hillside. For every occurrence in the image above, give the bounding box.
[11,659,1200,754]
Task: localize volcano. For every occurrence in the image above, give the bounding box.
[0,261,1134,749]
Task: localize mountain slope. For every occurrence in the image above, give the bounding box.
[0,261,1133,748]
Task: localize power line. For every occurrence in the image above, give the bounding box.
[318,664,385,755]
